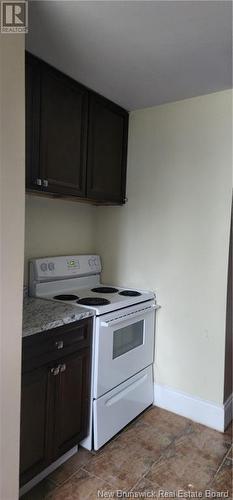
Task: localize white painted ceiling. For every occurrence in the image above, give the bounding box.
[27,1,232,110]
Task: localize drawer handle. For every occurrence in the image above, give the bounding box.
[60,363,66,373]
[55,340,64,350]
[51,366,60,376]
[105,373,148,407]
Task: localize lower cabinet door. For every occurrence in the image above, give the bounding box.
[53,349,91,459]
[20,366,54,485]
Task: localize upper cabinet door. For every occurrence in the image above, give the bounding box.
[87,94,129,204]
[25,53,41,190]
[40,64,88,197]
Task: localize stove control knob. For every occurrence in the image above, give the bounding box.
[48,262,55,271]
[88,258,94,267]
[40,263,47,272]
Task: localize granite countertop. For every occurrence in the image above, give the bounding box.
[23,295,94,338]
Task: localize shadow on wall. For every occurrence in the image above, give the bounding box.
[224,199,232,402]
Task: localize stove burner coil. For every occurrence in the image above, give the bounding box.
[91,287,119,294]
[118,290,142,297]
[53,294,79,301]
[77,297,110,306]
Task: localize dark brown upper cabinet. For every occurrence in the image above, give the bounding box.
[87,93,128,203]
[26,53,41,190]
[40,65,88,197]
[26,53,88,197]
[25,52,129,204]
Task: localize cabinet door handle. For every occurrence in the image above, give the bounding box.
[51,366,60,376]
[43,179,48,188]
[55,340,63,350]
[60,363,66,373]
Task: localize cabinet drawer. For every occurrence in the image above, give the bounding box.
[22,318,92,372]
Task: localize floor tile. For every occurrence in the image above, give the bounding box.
[182,422,231,465]
[47,468,113,500]
[145,449,216,492]
[84,440,151,490]
[131,477,161,497]
[140,406,191,438]
[49,447,92,486]
[225,421,233,442]
[116,418,172,452]
[84,420,172,490]
[210,458,232,498]
[22,410,233,499]
[226,445,233,461]
[144,426,228,492]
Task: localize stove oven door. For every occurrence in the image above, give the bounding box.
[93,301,156,398]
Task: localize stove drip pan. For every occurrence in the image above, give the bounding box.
[77,297,110,306]
[91,287,119,293]
[53,294,79,301]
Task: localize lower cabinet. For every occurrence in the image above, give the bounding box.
[20,365,50,482]
[52,350,90,460]
[20,319,92,486]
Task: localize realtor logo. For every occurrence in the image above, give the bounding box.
[1,1,28,33]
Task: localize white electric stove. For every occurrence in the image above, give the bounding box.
[29,255,159,450]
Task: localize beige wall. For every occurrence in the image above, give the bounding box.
[24,195,96,283]
[95,90,232,405]
[24,90,232,407]
[0,36,25,499]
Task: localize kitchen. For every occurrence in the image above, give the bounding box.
[0,1,232,499]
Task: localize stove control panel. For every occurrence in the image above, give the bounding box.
[88,257,99,268]
[30,255,101,281]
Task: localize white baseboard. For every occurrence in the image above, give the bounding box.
[154,383,232,432]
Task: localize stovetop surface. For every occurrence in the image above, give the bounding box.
[35,282,155,316]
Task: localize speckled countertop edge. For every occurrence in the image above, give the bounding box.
[23,295,94,338]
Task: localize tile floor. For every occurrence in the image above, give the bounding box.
[22,407,233,500]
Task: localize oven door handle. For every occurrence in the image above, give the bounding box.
[100,304,160,327]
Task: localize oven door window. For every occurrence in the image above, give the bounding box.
[112,320,144,359]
